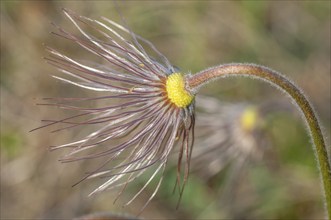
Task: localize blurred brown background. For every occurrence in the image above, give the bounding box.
[1,1,330,219]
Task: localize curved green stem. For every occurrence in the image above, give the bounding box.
[187,63,331,219]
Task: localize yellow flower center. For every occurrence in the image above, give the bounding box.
[241,107,258,131]
[166,73,194,108]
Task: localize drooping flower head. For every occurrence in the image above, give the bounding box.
[192,96,267,179]
[36,9,195,209]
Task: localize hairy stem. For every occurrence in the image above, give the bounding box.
[187,63,331,218]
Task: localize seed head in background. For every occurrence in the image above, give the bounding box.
[191,96,297,215]
[192,96,294,179]
[193,96,268,179]
[33,8,195,210]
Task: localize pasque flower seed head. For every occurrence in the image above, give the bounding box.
[34,8,195,210]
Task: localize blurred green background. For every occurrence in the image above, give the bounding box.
[1,1,330,219]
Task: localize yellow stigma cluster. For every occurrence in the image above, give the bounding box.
[240,107,258,131]
[166,73,194,108]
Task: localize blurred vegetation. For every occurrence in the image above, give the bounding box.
[1,1,330,219]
